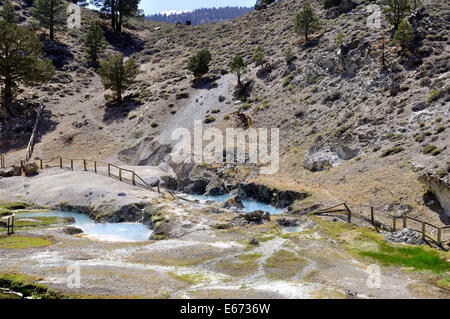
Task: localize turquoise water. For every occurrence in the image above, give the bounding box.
[190,194,284,215]
[18,211,151,242]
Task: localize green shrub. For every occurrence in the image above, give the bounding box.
[426,90,440,104]
[381,147,404,157]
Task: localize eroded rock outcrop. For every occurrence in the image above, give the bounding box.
[419,173,450,217]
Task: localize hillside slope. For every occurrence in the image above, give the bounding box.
[1,0,449,226]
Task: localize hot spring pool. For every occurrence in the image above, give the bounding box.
[189,194,285,215]
[18,211,151,242]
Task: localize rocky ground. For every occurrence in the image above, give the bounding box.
[1,209,448,299]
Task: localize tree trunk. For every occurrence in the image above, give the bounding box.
[4,79,12,109]
[117,0,123,33]
[237,69,241,86]
[111,0,117,31]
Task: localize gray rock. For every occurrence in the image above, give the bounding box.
[241,210,270,223]
[63,226,83,235]
[0,167,15,178]
[160,175,178,189]
[249,238,259,245]
[221,196,244,210]
[23,162,38,176]
[277,218,300,227]
[204,178,227,196]
[385,228,424,245]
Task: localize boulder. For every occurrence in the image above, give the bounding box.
[241,210,270,223]
[160,175,178,189]
[204,178,227,196]
[0,167,15,178]
[63,226,83,235]
[277,218,300,227]
[23,162,38,176]
[385,228,424,245]
[221,196,244,210]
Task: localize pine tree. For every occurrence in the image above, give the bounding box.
[99,54,139,103]
[294,2,320,42]
[284,48,295,65]
[84,21,107,64]
[2,0,18,24]
[230,55,247,86]
[384,0,411,31]
[187,49,212,79]
[253,45,265,68]
[0,21,54,115]
[92,0,140,32]
[393,20,415,52]
[32,0,68,40]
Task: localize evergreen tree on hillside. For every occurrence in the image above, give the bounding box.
[384,0,411,31]
[393,20,414,51]
[32,0,68,40]
[255,0,276,10]
[294,2,320,42]
[253,45,265,68]
[2,0,18,24]
[187,49,212,79]
[99,54,139,103]
[84,21,107,64]
[92,0,140,32]
[0,21,54,115]
[230,55,247,86]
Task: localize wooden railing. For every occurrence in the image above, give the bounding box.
[0,154,5,168]
[0,214,15,236]
[34,157,160,193]
[312,203,450,248]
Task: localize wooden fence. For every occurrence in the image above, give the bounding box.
[34,157,160,193]
[313,203,450,248]
[0,154,5,168]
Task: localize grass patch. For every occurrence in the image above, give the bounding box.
[0,235,53,249]
[359,242,450,273]
[168,272,209,285]
[0,272,64,299]
[0,217,73,231]
[264,249,307,279]
[215,253,262,277]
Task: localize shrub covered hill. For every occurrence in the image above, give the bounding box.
[0,0,449,226]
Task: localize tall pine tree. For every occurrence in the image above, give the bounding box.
[32,0,68,40]
[84,21,107,64]
[92,0,140,32]
[0,21,54,115]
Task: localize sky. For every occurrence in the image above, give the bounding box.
[139,0,256,15]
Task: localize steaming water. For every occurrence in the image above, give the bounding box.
[189,194,284,215]
[18,211,151,242]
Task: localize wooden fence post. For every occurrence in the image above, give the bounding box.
[437,228,441,246]
[403,215,407,229]
[71,159,73,171]
[59,157,63,168]
[83,160,87,171]
[343,203,351,223]
[422,222,426,240]
[94,161,97,174]
[108,164,111,177]
[392,217,396,231]
[370,206,374,224]
[132,172,136,185]
[40,159,43,170]
[119,169,122,181]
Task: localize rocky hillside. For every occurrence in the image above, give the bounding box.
[1,0,449,225]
